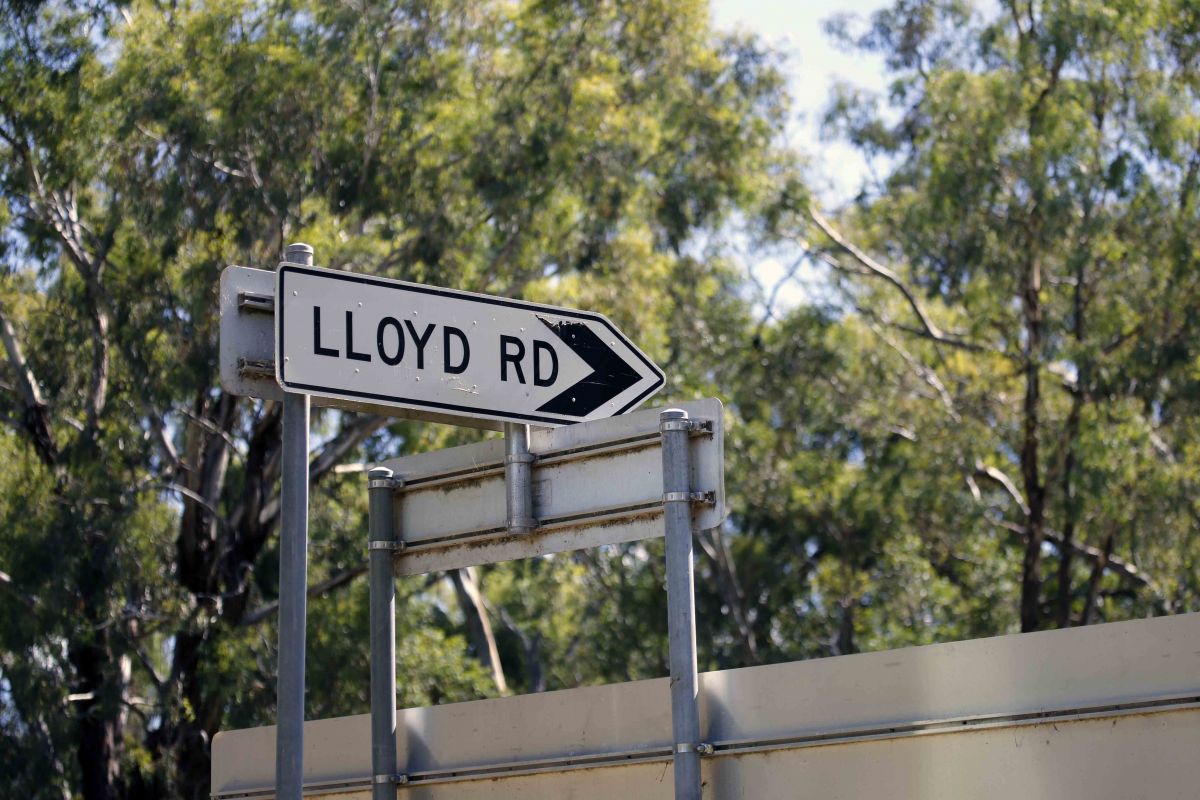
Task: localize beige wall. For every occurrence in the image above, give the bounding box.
[213,613,1200,799]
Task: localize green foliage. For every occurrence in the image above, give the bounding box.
[808,0,1200,632]
[1,1,1199,799]
[0,1,792,797]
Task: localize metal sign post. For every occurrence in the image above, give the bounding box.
[358,401,721,799]
[504,423,536,534]
[661,409,704,800]
[367,467,400,799]
[218,259,717,800]
[276,244,313,800]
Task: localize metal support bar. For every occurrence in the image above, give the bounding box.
[238,357,275,379]
[238,290,275,314]
[368,467,400,800]
[662,491,715,505]
[504,423,537,534]
[660,408,701,800]
[276,244,313,800]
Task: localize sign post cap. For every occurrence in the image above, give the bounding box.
[285,243,314,265]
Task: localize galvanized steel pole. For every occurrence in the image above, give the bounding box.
[660,408,702,800]
[276,243,313,800]
[504,423,536,534]
[367,467,399,800]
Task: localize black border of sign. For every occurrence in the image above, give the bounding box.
[275,264,665,426]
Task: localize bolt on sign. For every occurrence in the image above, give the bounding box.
[275,265,664,427]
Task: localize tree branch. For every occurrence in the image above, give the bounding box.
[868,320,961,421]
[697,528,760,664]
[991,519,1153,591]
[450,567,508,694]
[492,603,546,693]
[309,414,388,485]
[240,563,368,626]
[256,413,387,529]
[0,299,57,465]
[809,206,986,351]
[30,187,114,442]
[4,100,116,445]
[974,461,1030,516]
[157,482,233,535]
[144,406,182,473]
[0,568,37,608]
[1079,530,1115,626]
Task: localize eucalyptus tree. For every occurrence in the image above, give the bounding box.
[0,1,791,797]
[804,0,1200,633]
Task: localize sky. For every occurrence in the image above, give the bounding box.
[707,0,892,310]
[710,0,891,204]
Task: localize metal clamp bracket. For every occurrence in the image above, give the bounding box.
[368,540,406,553]
[662,491,716,505]
[237,290,274,314]
[504,452,536,465]
[674,742,714,755]
[237,357,275,379]
[373,773,409,785]
[367,476,403,491]
[660,418,714,434]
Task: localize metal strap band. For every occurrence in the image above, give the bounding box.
[505,452,536,465]
[368,540,405,552]
[662,491,716,505]
[674,742,713,755]
[368,478,402,490]
[660,418,713,433]
[373,774,395,785]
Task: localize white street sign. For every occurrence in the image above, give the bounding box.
[276,265,664,427]
[376,397,725,575]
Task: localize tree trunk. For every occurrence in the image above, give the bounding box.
[450,568,507,693]
[70,526,123,800]
[698,529,760,665]
[1079,531,1115,626]
[1019,252,1046,633]
[168,390,249,800]
[1055,252,1089,628]
[173,628,224,800]
[836,597,856,656]
[1054,395,1082,628]
[496,605,546,694]
[69,636,123,800]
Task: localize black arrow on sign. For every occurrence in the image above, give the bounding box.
[535,317,642,417]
